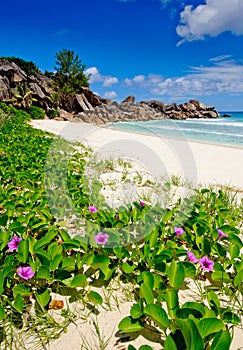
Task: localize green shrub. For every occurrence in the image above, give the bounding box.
[27,105,46,119]
[48,108,60,118]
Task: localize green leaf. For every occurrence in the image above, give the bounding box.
[36,289,50,308]
[182,262,197,277]
[62,239,81,249]
[61,257,76,269]
[148,230,158,248]
[50,254,62,271]
[144,304,169,329]
[13,294,24,313]
[207,290,220,312]
[128,346,136,350]
[164,330,186,350]
[228,233,243,248]
[229,244,240,260]
[222,311,241,325]
[176,302,205,319]
[35,249,50,266]
[33,230,58,251]
[13,284,31,298]
[0,232,10,250]
[118,316,144,333]
[167,261,185,288]
[234,269,243,287]
[48,243,63,259]
[211,271,231,284]
[122,261,136,274]
[0,306,5,320]
[17,240,29,264]
[201,237,211,256]
[0,215,8,227]
[91,255,110,269]
[140,283,154,305]
[210,330,231,350]
[165,289,179,319]
[140,271,154,290]
[87,291,103,305]
[70,274,87,288]
[139,346,154,350]
[36,266,51,279]
[130,304,143,319]
[176,319,204,350]
[197,318,224,339]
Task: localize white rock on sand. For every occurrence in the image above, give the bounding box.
[29,120,243,350]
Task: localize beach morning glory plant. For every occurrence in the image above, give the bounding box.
[199,256,214,272]
[94,232,109,245]
[88,205,98,214]
[174,227,184,236]
[187,251,199,263]
[217,229,228,240]
[17,266,35,280]
[7,236,22,252]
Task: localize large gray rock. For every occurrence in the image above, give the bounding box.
[0,77,10,100]
[0,59,223,124]
[122,95,135,104]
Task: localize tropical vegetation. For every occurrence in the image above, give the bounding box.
[0,101,242,349]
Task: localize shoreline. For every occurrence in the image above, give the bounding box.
[30,119,243,190]
[106,123,243,150]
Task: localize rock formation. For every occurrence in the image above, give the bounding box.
[0,59,223,124]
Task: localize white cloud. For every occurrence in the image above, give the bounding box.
[209,55,232,62]
[133,75,146,83]
[124,59,243,97]
[85,67,119,87]
[176,0,243,44]
[125,75,145,86]
[103,76,119,87]
[104,91,118,99]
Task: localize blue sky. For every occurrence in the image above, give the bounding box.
[2,0,243,111]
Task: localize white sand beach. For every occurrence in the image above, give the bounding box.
[29,120,243,350]
[30,119,243,190]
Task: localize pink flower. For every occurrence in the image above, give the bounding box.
[8,236,22,252]
[88,205,98,214]
[217,229,228,240]
[94,232,109,245]
[139,200,145,207]
[174,227,184,236]
[199,256,214,272]
[17,266,35,280]
[187,251,199,263]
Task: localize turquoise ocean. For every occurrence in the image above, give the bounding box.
[108,112,243,148]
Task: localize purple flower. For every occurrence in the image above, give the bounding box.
[88,205,98,214]
[199,256,214,272]
[217,229,228,240]
[17,266,35,280]
[139,200,145,207]
[187,251,199,263]
[174,227,184,236]
[94,232,109,245]
[8,236,22,252]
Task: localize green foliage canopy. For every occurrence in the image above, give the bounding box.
[53,49,90,94]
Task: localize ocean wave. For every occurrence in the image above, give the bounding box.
[142,124,243,137]
[144,119,243,128]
